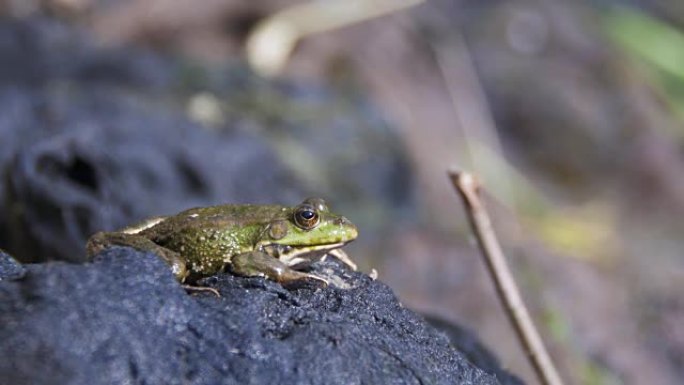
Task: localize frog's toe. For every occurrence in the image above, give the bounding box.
[281,272,328,289]
[182,284,221,297]
[85,232,110,258]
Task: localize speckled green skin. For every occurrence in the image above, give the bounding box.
[86,199,358,285]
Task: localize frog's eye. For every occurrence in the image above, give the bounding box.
[294,205,320,230]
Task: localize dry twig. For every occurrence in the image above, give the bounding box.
[449,170,564,385]
[246,0,424,77]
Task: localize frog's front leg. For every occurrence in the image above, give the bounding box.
[86,231,188,282]
[324,249,357,271]
[231,251,328,288]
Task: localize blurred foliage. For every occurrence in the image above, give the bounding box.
[542,305,570,343]
[580,360,623,385]
[532,202,617,262]
[604,6,684,129]
[543,307,622,385]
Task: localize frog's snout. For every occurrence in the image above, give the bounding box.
[334,216,358,240]
[334,216,352,226]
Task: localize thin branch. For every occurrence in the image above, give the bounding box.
[246,0,424,77]
[449,170,564,385]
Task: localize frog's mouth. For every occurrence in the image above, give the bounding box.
[261,242,347,267]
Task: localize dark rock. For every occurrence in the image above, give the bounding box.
[0,250,25,281]
[0,87,302,264]
[0,248,501,385]
[424,316,525,385]
[0,88,302,262]
[0,17,305,264]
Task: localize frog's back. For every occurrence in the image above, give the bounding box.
[146,204,287,233]
[138,203,289,275]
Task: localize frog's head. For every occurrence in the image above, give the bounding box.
[259,198,358,266]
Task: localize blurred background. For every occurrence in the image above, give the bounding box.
[1,1,683,384]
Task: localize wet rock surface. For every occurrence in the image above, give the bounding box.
[0,249,504,385]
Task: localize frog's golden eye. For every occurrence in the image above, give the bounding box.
[294,205,319,230]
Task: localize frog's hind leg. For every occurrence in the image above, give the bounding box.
[87,232,220,296]
[182,285,221,297]
[86,231,188,282]
[120,216,168,234]
[231,251,328,288]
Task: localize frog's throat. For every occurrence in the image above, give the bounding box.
[259,242,346,266]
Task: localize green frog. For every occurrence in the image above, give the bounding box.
[86,198,358,288]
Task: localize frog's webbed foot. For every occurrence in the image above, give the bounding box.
[324,249,357,271]
[231,251,328,288]
[182,284,221,297]
[86,231,188,282]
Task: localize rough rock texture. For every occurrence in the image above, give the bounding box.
[0,250,25,281]
[0,248,503,385]
[424,316,525,385]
